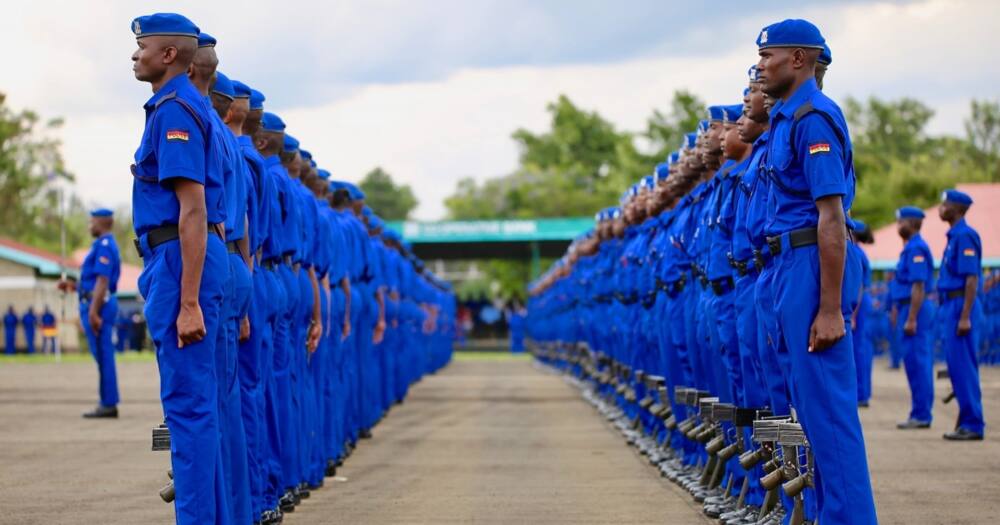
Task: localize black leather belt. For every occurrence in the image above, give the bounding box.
[728,252,750,276]
[766,227,818,256]
[135,224,222,257]
[945,289,966,300]
[711,276,735,296]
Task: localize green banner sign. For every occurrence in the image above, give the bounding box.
[385,218,593,243]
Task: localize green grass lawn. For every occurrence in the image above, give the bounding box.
[0,351,156,364]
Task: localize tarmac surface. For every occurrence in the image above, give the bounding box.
[0,352,998,524]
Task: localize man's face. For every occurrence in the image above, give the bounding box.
[745,82,768,123]
[88,217,100,238]
[738,113,765,144]
[132,37,170,82]
[210,92,232,119]
[244,109,262,136]
[757,47,796,97]
[815,63,827,90]
[722,122,743,159]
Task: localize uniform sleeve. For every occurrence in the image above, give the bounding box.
[909,248,930,283]
[795,113,847,201]
[154,102,207,185]
[92,240,116,279]
[955,233,981,277]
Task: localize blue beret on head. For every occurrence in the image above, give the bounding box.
[748,65,760,83]
[643,175,654,190]
[684,132,697,149]
[197,32,216,48]
[329,180,345,193]
[231,80,251,99]
[697,120,710,134]
[260,112,284,132]
[249,89,265,111]
[361,206,373,217]
[283,134,299,153]
[90,208,113,218]
[368,215,384,231]
[708,106,726,122]
[211,71,235,100]
[131,13,199,39]
[818,43,832,65]
[757,19,825,50]
[722,104,743,123]
[669,151,680,164]
[895,206,925,220]
[942,189,973,206]
[655,162,670,181]
[345,183,366,201]
[309,159,317,168]
[299,149,312,161]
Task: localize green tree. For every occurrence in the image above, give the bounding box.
[641,90,706,163]
[358,167,418,220]
[0,93,89,253]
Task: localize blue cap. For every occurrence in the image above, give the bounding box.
[249,89,265,111]
[942,189,973,206]
[197,32,216,48]
[299,149,312,161]
[818,44,832,65]
[748,65,760,82]
[684,132,697,149]
[309,159,317,168]
[211,71,235,100]
[668,151,680,164]
[895,206,925,220]
[131,13,199,39]
[642,175,654,190]
[708,106,726,122]
[697,119,709,133]
[756,19,825,51]
[260,112,284,132]
[90,208,113,218]
[317,169,331,180]
[231,80,251,99]
[722,104,743,123]
[329,180,346,193]
[283,134,299,153]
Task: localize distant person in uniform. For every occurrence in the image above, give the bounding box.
[21,307,37,354]
[115,307,130,353]
[41,306,57,354]
[936,189,985,441]
[77,208,122,418]
[4,306,17,354]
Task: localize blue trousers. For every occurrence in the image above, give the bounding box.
[897,302,934,423]
[81,298,120,407]
[259,267,285,509]
[853,294,873,403]
[772,243,877,525]
[274,264,299,491]
[940,296,985,435]
[239,270,266,519]
[753,265,791,416]
[221,253,252,525]
[139,237,229,525]
[4,324,15,354]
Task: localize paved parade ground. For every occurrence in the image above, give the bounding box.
[0,353,998,524]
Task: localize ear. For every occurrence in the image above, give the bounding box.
[791,47,808,69]
[163,45,179,66]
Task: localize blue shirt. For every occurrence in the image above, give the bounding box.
[764,78,853,236]
[80,233,121,294]
[732,133,769,262]
[208,109,248,240]
[132,73,226,237]
[937,218,982,292]
[238,136,270,255]
[708,158,748,280]
[891,233,934,301]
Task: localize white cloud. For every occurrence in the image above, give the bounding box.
[1,0,997,220]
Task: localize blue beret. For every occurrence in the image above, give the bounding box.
[299,149,312,160]
[211,71,235,100]
[594,210,604,222]
[249,89,265,111]
[197,32,216,48]
[317,169,331,180]
[668,151,680,164]
[611,207,621,219]
[283,134,299,152]
[697,119,709,133]
[684,132,697,149]
[329,180,346,193]
[942,189,973,206]
[707,106,725,122]
[361,206,373,217]
[654,162,669,181]
[131,13,199,39]
[818,43,832,65]
[368,216,384,231]
[344,182,366,201]
[757,19,825,50]
[309,159,317,168]
[383,229,400,242]
[722,104,743,123]
[260,112,284,132]
[90,208,113,218]
[895,206,925,220]
[231,80,251,99]
[642,175,654,190]
[748,65,760,82]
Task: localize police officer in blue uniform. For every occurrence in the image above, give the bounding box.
[21,307,37,354]
[937,189,986,441]
[892,206,936,429]
[756,19,877,523]
[79,208,122,418]
[130,13,231,524]
[3,306,16,354]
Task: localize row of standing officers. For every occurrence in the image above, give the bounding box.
[72,12,457,525]
[527,18,986,525]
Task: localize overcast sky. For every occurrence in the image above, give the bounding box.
[2,0,997,219]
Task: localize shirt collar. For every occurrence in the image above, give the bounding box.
[144,73,194,110]
[947,217,968,237]
[264,154,282,167]
[774,77,819,119]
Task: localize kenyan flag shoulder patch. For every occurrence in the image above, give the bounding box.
[808,143,831,155]
[166,129,189,142]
